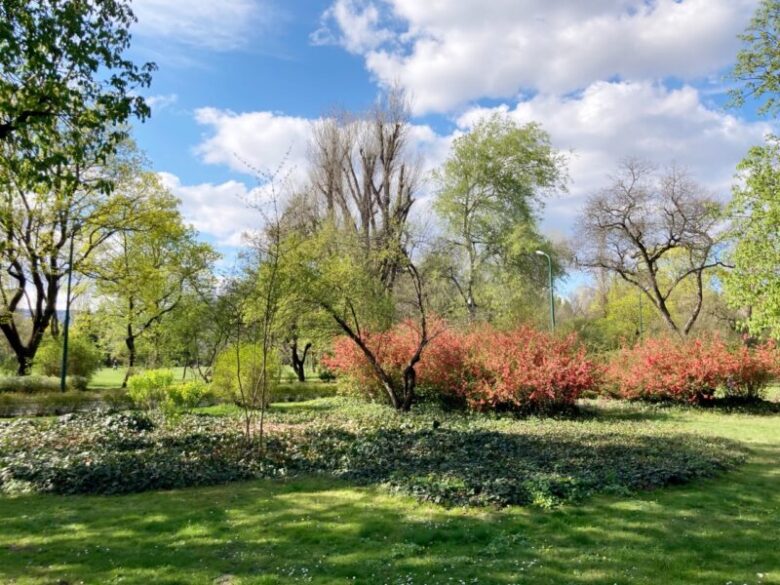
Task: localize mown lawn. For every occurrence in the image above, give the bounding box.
[0,400,778,585]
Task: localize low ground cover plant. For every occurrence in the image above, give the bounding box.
[0,399,745,507]
[607,336,779,404]
[324,322,600,413]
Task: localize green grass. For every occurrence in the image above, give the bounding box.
[88,367,199,390]
[1,400,778,584]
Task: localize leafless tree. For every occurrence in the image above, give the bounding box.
[576,159,726,336]
[308,88,420,290]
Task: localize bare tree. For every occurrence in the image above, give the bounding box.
[576,159,725,336]
[308,88,419,290]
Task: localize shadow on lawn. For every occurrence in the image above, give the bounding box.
[1,440,777,585]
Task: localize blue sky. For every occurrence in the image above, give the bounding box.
[124,0,772,295]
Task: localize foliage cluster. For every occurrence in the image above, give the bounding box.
[323,322,599,413]
[127,370,212,414]
[212,344,281,408]
[0,403,745,507]
[607,336,780,404]
[35,335,102,380]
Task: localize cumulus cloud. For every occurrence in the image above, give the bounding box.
[194,108,314,180]
[457,81,772,233]
[316,0,757,114]
[159,172,264,247]
[311,0,395,53]
[132,0,273,51]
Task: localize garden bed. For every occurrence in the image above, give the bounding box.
[0,399,747,507]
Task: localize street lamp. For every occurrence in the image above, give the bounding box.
[535,250,555,331]
[59,233,76,392]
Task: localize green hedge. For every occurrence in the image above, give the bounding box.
[0,389,130,417]
[273,381,338,402]
[0,375,89,393]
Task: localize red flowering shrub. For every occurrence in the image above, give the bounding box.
[322,319,467,402]
[323,321,599,413]
[607,336,779,404]
[463,326,600,413]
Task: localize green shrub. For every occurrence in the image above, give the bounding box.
[166,380,212,412]
[35,335,102,380]
[0,375,87,394]
[212,344,280,407]
[127,371,213,414]
[126,369,174,411]
[274,381,339,402]
[317,368,336,382]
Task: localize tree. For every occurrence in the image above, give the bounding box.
[0,143,149,373]
[724,137,780,338]
[308,89,420,290]
[162,289,235,383]
[90,176,217,385]
[432,113,567,320]
[0,1,153,374]
[284,224,431,411]
[0,1,153,149]
[730,0,780,117]
[576,159,725,336]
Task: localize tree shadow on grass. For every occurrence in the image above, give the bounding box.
[1,439,773,584]
[0,442,778,585]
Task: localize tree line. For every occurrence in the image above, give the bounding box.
[1,0,780,412]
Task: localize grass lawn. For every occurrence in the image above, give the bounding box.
[87,366,325,390]
[1,400,778,584]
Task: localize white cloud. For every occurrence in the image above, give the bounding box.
[145,93,178,113]
[132,0,272,51]
[192,106,454,184]
[457,81,772,234]
[194,108,314,180]
[316,0,757,114]
[159,172,262,247]
[311,0,395,53]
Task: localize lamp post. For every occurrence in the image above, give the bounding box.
[535,250,555,332]
[59,233,75,393]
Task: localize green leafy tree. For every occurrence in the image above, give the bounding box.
[724,137,780,338]
[284,223,431,411]
[0,1,153,149]
[432,113,567,321]
[0,1,153,374]
[730,0,780,116]
[0,143,150,373]
[89,176,217,385]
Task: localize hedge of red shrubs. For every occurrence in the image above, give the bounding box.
[323,321,600,413]
[324,321,780,410]
[606,336,779,404]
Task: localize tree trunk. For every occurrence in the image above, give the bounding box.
[123,327,136,388]
[15,351,32,376]
[401,365,417,412]
[290,339,312,382]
